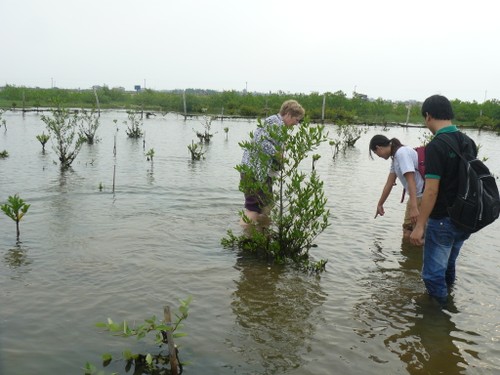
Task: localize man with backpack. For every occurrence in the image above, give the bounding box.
[410,95,478,304]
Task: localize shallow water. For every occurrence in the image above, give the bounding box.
[0,111,499,374]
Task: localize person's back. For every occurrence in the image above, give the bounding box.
[410,94,476,306]
[392,145,425,198]
[425,131,477,219]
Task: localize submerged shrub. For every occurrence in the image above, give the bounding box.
[188,140,205,160]
[124,111,143,138]
[41,108,85,169]
[78,107,100,144]
[221,118,330,272]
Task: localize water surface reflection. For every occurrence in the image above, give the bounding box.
[355,240,480,374]
[3,244,33,276]
[230,255,326,374]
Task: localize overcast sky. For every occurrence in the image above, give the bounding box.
[1,0,498,102]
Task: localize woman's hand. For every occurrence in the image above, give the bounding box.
[375,205,385,218]
[409,204,419,225]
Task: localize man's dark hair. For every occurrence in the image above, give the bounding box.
[421,94,454,120]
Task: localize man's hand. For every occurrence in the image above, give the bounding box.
[410,225,425,246]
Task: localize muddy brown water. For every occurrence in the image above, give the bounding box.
[1,111,499,374]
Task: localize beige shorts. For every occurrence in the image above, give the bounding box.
[402,197,422,231]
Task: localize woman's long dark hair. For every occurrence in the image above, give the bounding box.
[369,134,403,159]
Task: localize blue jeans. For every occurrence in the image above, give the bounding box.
[422,217,470,301]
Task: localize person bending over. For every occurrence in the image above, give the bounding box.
[370,134,425,240]
[239,99,305,225]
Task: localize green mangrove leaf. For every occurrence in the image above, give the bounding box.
[155,324,170,331]
[83,362,96,374]
[122,349,133,360]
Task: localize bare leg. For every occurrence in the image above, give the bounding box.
[403,228,412,241]
[240,208,271,227]
[240,209,261,225]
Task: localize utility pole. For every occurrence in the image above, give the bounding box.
[321,94,326,124]
[480,90,487,117]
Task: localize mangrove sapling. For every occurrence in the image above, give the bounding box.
[1,194,30,241]
[418,130,434,146]
[86,297,192,375]
[336,123,366,149]
[36,132,50,152]
[93,87,101,116]
[329,139,341,160]
[112,119,118,157]
[195,112,215,143]
[0,150,8,158]
[78,107,100,144]
[328,124,367,157]
[145,148,155,162]
[312,154,321,171]
[124,111,143,138]
[0,109,6,131]
[221,118,330,272]
[41,108,86,169]
[187,140,205,160]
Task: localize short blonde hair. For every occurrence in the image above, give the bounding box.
[279,100,305,119]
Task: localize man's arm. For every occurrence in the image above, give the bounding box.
[410,178,439,245]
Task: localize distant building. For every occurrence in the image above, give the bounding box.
[353,92,368,101]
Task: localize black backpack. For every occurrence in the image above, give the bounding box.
[439,134,500,233]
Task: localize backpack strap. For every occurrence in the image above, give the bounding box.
[436,133,475,201]
[434,133,477,162]
[437,133,461,157]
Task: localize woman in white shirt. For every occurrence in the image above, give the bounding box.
[369,134,425,240]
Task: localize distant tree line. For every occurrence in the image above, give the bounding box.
[1,85,499,130]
